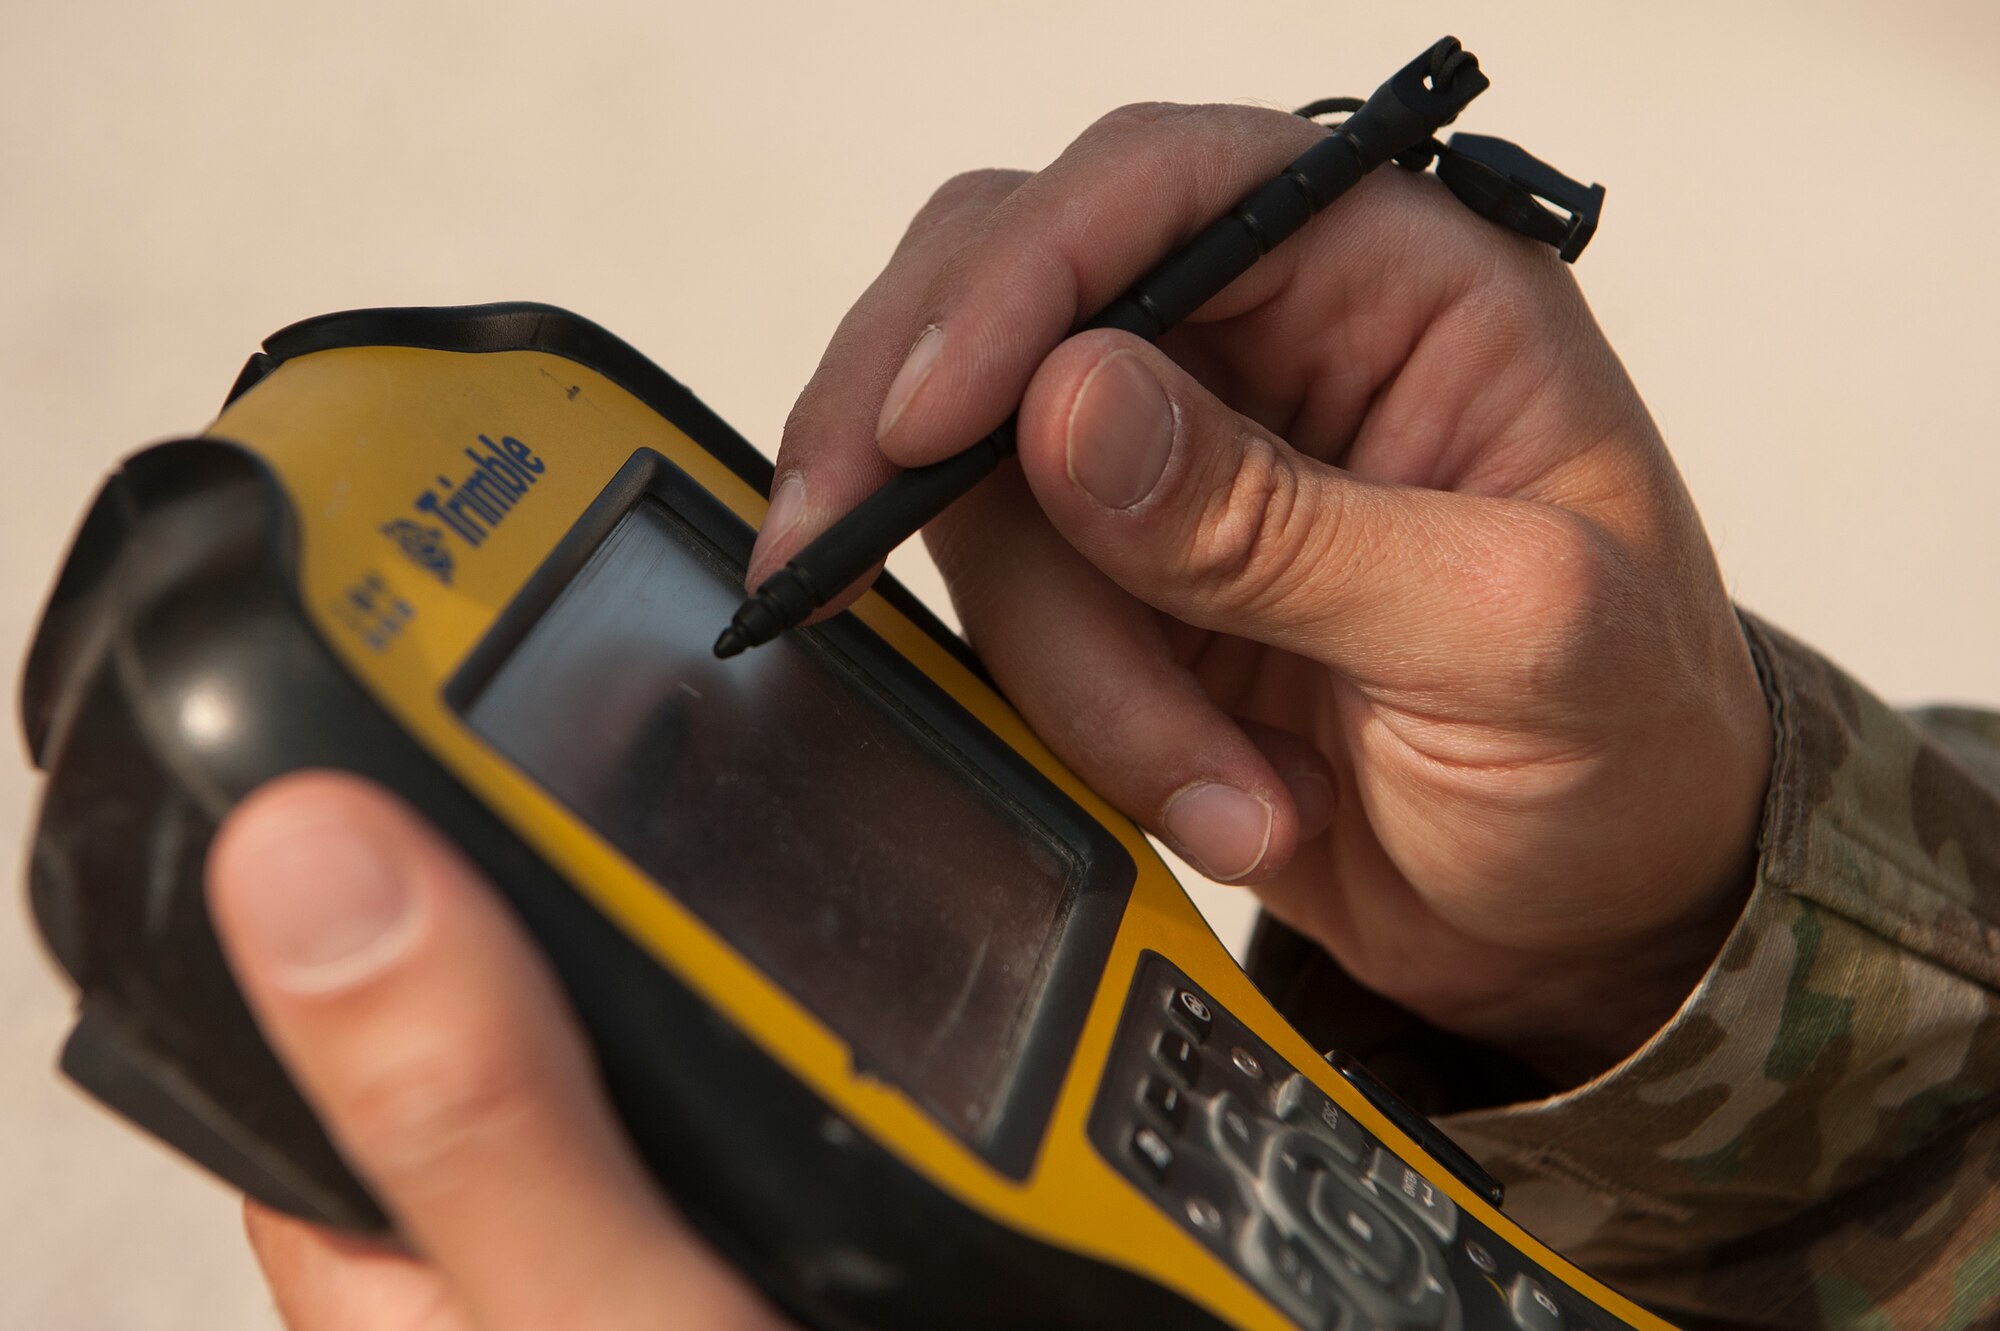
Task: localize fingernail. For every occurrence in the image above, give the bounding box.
[227,809,417,991]
[877,325,944,440]
[1163,782,1274,882]
[747,472,806,585]
[1066,351,1175,509]
[1286,770,1335,835]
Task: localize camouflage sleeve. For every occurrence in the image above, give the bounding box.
[1436,613,2000,1331]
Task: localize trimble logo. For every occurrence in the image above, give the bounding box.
[418,434,546,546]
[384,433,546,583]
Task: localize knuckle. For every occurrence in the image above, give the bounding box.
[912,168,1024,230]
[1458,261,1539,349]
[1347,171,1581,329]
[1084,100,1191,142]
[1457,258,1575,360]
[1478,509,1622,689]
[337,1036,547,1195]
[1177,434,1325,612]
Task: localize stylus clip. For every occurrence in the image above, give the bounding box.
[1432,132,1606,263]
[1324,1049,1506,1207]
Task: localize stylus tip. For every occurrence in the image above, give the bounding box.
[713,626,748,659]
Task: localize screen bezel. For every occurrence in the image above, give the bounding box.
[446,447,1136,1179]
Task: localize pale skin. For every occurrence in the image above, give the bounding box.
[207,103,1773,1327]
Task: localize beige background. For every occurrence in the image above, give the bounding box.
[4,2,1996,1327]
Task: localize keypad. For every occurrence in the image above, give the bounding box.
[1086,952,1643,1331]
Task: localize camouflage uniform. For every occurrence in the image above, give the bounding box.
[1248,614,2000,1330]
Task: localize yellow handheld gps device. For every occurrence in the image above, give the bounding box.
[22,305,1675,1331]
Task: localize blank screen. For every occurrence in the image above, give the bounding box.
[464,499,1077,1143]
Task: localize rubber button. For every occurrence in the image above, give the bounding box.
[1130,1125,1174,1181]
[1509,1275,1563,1331]
[1168,987,1214,1041]
[1154,1029,1200,1083]
[1140,1075,1187,1131]
[1208,1090,1266,1174]
[1274,1073,1367,1163]
[1366,1148,1458,1243]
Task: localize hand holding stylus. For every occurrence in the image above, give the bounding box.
[715,39,1493,657]
[752,103,1772,1085]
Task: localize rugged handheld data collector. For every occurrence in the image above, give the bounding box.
[22,304,1675,1331]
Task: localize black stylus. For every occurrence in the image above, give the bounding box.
[715,36,1489,659]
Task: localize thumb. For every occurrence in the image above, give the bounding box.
[1014,332,1576,694]
[207,772,779,1331]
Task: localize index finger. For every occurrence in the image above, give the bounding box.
[869,103,1324,468]
[747,167,1027,594]
[753,105,1326,592]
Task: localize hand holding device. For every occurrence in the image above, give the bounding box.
[210,773,787,1331]
[754,104,1773,1085]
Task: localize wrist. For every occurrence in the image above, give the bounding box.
[1502,872,1755,1087]
[1508,612,1776,1086]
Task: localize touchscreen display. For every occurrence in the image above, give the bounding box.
[464,498,1077,1144]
